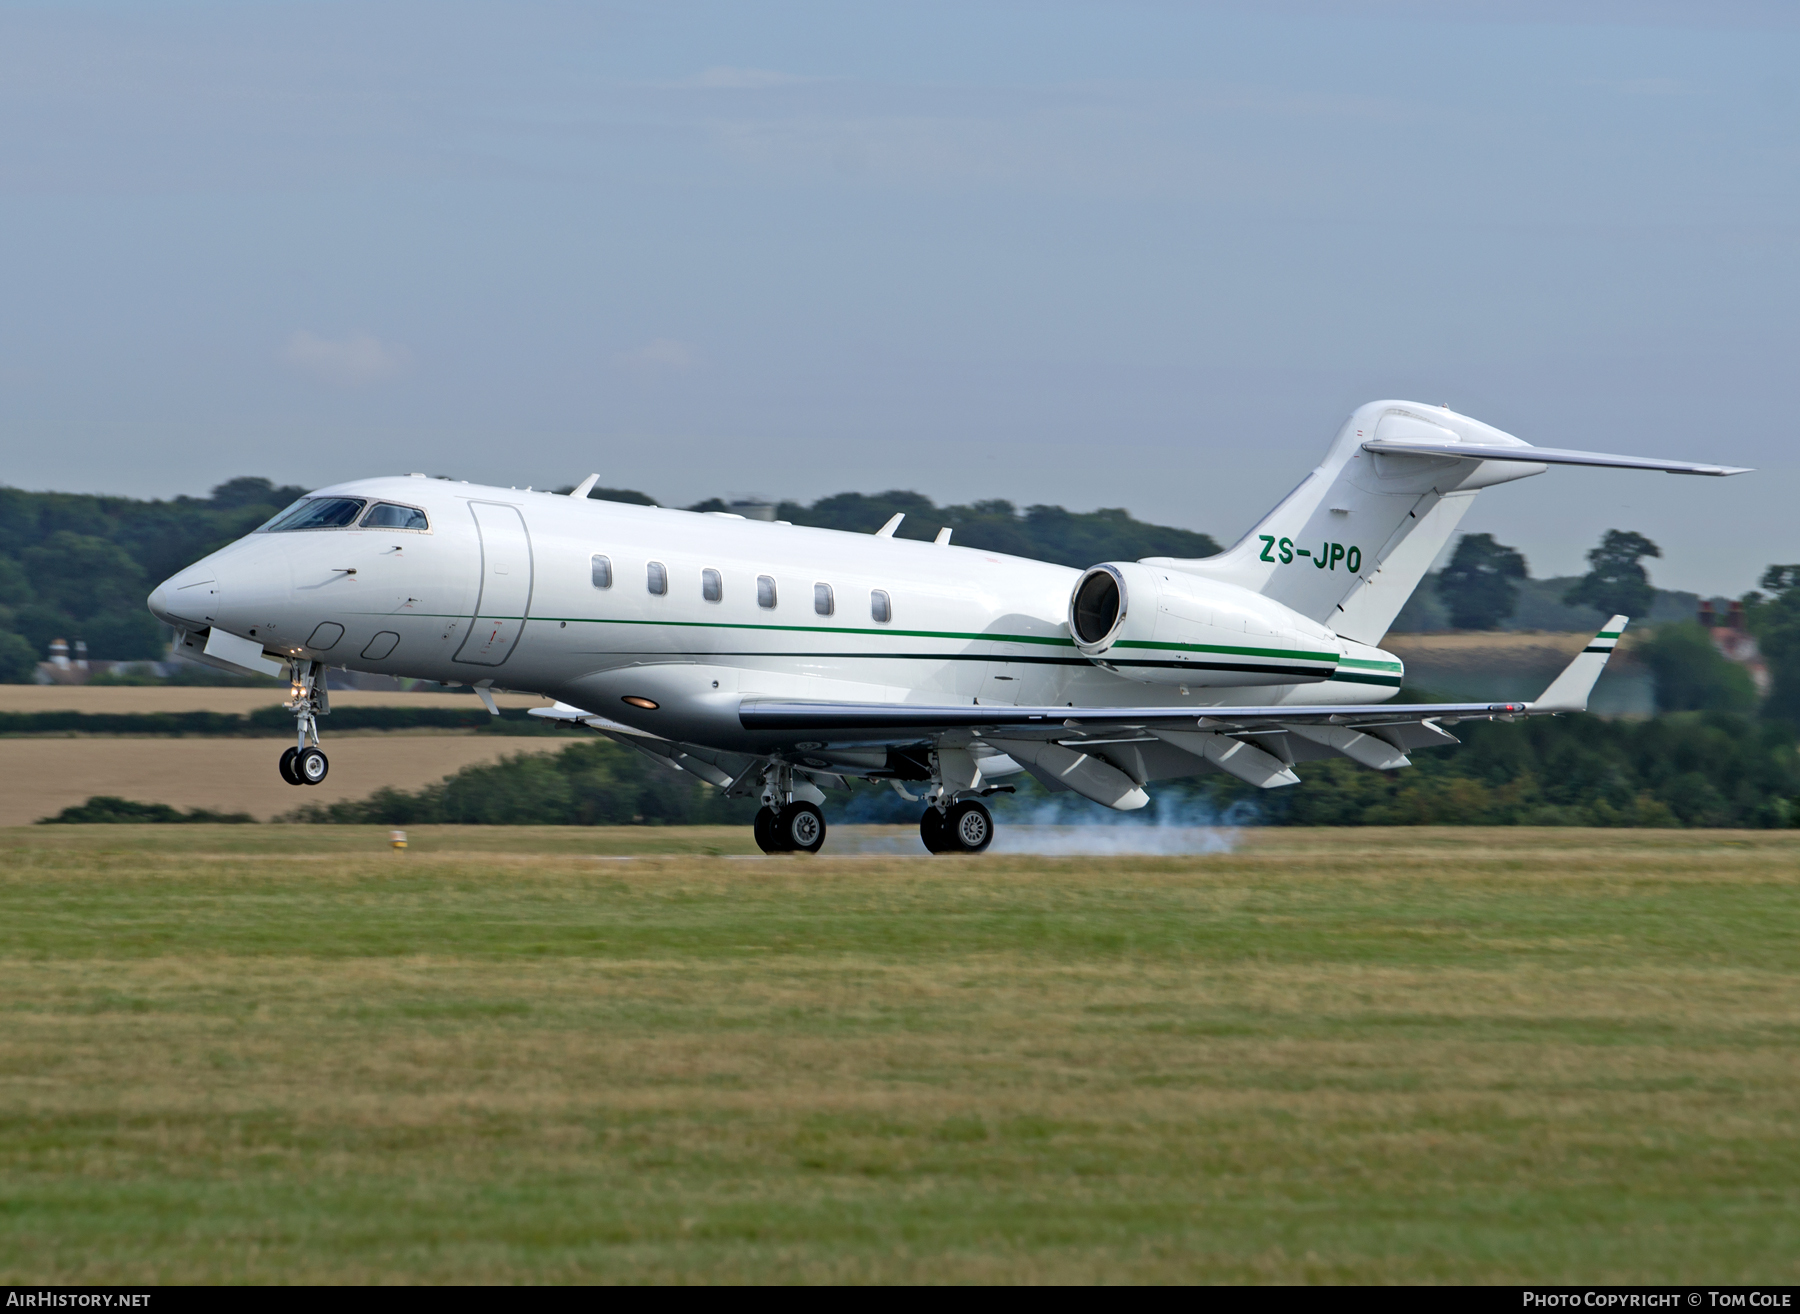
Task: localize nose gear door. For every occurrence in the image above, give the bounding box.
[453,502,533,667]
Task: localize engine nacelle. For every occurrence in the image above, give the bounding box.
[1067,561,1344,687]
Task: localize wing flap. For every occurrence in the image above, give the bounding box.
[1288,724,1411,771]
[1152,729,1300,788]
[986,738,1149,810]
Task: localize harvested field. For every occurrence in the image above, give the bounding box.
[1384,631,1650,712]
[0,685,549,715]
[1383,630,1644,665]
[0,737,565,825]
[1,825,1794,1283]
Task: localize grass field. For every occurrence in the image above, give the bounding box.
[1,825,1795,1283]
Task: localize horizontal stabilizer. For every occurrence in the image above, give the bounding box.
[1528,617,1629,714]
[1362,440,1750,477]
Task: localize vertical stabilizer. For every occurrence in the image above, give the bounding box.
[1143,401,1547,644]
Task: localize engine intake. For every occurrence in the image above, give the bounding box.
[1066,561,1344,688]
[1070,566,1126,650]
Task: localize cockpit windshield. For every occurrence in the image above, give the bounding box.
[264,497,367,531]
[360,502,429,530]
[255,497,311,532]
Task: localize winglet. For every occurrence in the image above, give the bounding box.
[569,474,600,499]
[875,513,905,537]
[1528,616,1628,713]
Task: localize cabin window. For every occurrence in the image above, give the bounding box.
[359,502,429,531]
[646,561,668,595]
[757,575,777,609]
[702,568,722,602]
[266,497,366,531]
[591,554,612,589]
[870,589,891,623]
[814,583,834,617]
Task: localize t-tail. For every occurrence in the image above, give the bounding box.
[1143,400,1748,646]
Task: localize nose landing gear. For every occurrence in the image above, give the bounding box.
[278,660,330,786]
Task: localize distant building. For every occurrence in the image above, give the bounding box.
[1698,600,1770,696]
[33,636,144,685]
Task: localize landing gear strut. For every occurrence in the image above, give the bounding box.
[279,659,330,787]
[751,762,827,854]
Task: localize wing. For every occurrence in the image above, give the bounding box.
[742,616,1629,736]
[538,620,1628,811]
[736,617,1631,803]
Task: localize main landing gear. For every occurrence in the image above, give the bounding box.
[754,801,827,854]
[751,762,828,854]
[920,798,994,855]
[278,659,330,787]
[742,756,1004,856]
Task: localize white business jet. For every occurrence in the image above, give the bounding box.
[146,400,1746,854]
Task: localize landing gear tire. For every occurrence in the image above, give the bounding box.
[296,747,330,786]
[937,800,995,855]
[278,747,302,786]
[778,801,826,854]
[753,807,786,854]
[919,806,948,854]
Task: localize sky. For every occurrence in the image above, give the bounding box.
[1,1,1796,594]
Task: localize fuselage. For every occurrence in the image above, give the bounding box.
[147,474,1404,754]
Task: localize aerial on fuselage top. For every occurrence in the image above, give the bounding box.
[146,399,1748,854]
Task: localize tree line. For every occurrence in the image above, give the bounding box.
[72,707,1781,829]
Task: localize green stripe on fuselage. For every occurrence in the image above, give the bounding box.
[1325,671,1404,688]
[363,611,1361,674]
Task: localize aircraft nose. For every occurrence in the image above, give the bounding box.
[147,565,219,629]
